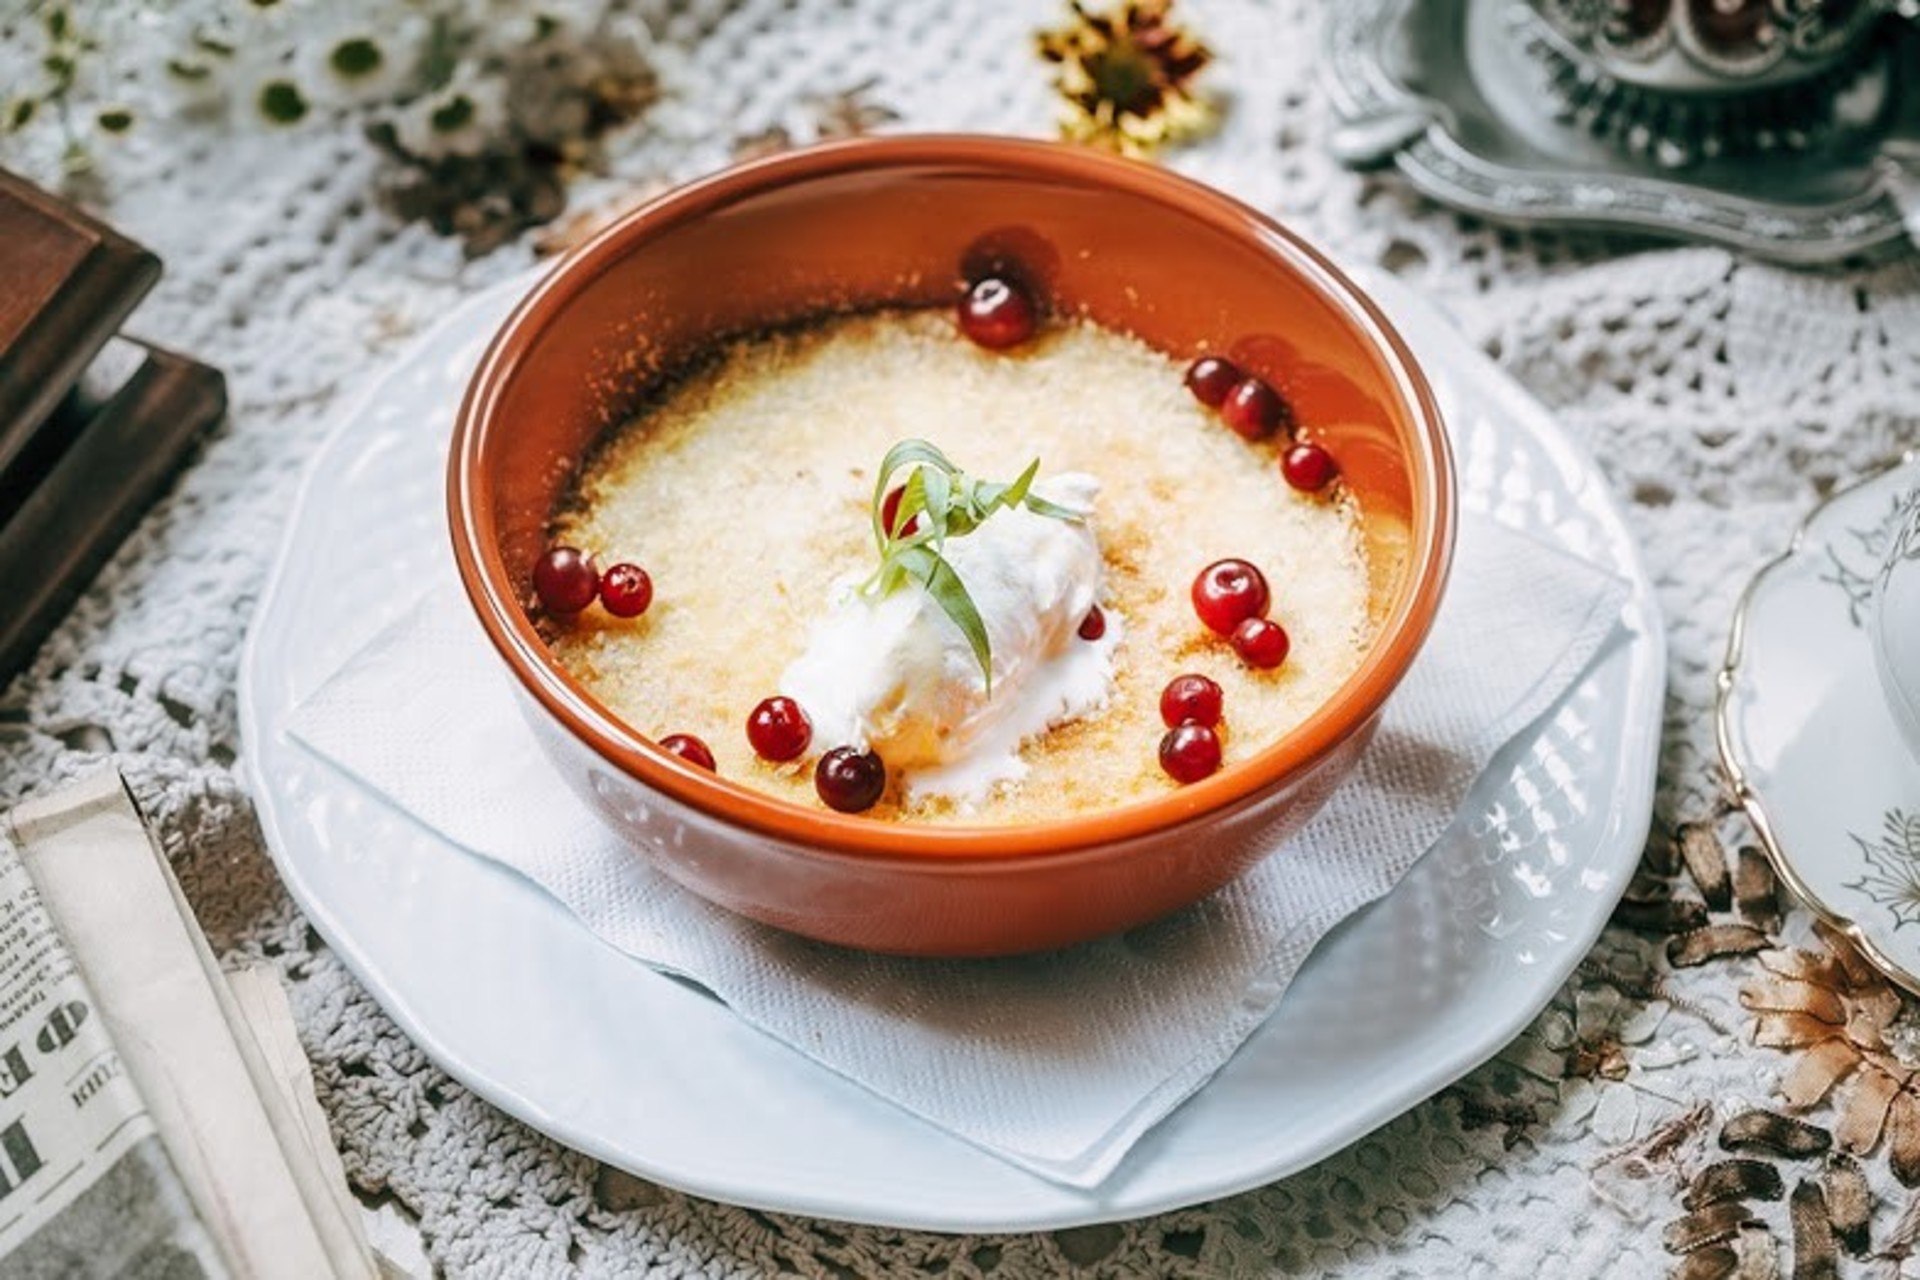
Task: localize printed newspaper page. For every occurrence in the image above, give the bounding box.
[0,833,227,1277]
[8,770,343,1279]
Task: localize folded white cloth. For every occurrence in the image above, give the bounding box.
[288,511,1627,1188]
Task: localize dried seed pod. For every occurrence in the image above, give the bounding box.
[1789,1179,1838,1280]
[1822,1154,1871,1256]
[1684,1159,1785,1211]
[1739,978,1846,1026]
[1836,1067,1902,1153]
[1891,1091,1920,1186]
[1720,1110,1833,1159]
[1758,949,1850,988]
[1753,1012,1845,1050]
[1670,925,1771,968]
[1778,1039,1860,1112]
[1851,983,1904,1038]
[1734,846,1780,931]
[1646,825,1682,876]
[1678,822,1733,910]
[1617,897,1712,934]
[1671,1245,1738,1280]
[1644,1102,1716,1164]
[1626,868,1673,902]
[1665,1201,1762,1254]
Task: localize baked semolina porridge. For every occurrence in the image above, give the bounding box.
[532,277,1372,823]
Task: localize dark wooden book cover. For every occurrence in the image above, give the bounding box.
[0,168,161,491]
[0,341,226,679]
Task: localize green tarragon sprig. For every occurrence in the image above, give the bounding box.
[862,440,1082,690]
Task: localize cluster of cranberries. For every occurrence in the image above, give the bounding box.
[541,279,1334,809]
[1192,558,1289,670]
[620,689,884,812]
[535,547,728,777]
[1157,673,1225,783]
[533,546,654,618]
[1153,564,1285,788]
[1145,349,1321,786]
[1152,560,1289,787]
[1183,355,1337,495]
[739,694,889,812]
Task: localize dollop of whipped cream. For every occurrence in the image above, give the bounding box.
[780,473,1121,810]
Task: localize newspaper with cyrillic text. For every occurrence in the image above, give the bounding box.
[2,770,386,1279]
[0,830,227,1277]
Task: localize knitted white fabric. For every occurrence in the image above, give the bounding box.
[4,1,1920,1276]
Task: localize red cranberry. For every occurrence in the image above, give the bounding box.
[1158,723,1222,784]
[1184,356,1242,407]
[599,562,653,617]
[1159,673,1224,729]
[880,486,923,538]
[746,696,812,762]
[1077,605,1106,641]
[815,746,886,813]
[533,546,598,615]
[958,277,1036,350]
[1219,377,1287,441]
[1281,442,1337,493]
[1232,617,1291,670]
[1191,559,1271,635]
[659,734,716,771]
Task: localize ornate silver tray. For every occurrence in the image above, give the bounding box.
[1323,0,1920,263]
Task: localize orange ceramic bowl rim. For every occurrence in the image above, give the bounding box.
[448,135,1455,864]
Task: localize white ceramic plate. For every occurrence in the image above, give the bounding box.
[1718,458,1920,994]
[238,267,1663,1232]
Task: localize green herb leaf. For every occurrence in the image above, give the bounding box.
[862,439,1082,690]
[871,439,957,545]
[920,465,952,538]
[1022,493,1083,521]
[896,546,993,692]
[1003,462,1039,508]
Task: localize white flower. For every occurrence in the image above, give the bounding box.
[389,72,507,158]
[293,12,427,109]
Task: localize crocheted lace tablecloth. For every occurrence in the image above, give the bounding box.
[4,2,1920,1275]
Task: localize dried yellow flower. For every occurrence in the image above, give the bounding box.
[1035,0,1215,157]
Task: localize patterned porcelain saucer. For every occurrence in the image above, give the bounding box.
[1719,457,1920,993]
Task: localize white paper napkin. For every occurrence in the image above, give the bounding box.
[287,512,1627,1188]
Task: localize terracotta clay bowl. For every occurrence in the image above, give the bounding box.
[448,135,1454,957]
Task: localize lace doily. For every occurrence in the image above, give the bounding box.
[4,1,1920,1274]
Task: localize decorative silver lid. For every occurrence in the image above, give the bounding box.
[1323,0,1920,262]
[1528,0,1894,89]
